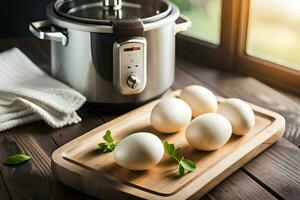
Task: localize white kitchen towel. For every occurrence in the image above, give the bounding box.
[0,48,86,132]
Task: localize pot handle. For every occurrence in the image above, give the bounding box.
[29,20,68,46]
[174,14,192,34]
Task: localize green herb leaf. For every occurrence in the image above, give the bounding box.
[164,141,175,155]
[97,130,118,153]
[179,159,196,172]
[3,154,31,166]
[178,163,185,176]
[97,143,107,150]
[102,147,113,153]
[174,148,182,159]
[103,130,114,143]
[164,141,197,177]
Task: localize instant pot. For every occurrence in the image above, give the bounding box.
[30,0,191,109]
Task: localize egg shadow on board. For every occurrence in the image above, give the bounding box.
[229,134,242,142]
[223,134,243,149]
[164,168,184,181]
[126,124,173,141]
[178,144,208,162]
[159,156,176,167]
[100,162,150,182]
[71,147,106,161]
[82,148,104,160]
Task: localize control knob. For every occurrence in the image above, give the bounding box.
[127,74,140,90]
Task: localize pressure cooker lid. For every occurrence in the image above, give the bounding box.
[54,0,171,24]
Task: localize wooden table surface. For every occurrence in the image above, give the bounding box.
[0,37,299,200]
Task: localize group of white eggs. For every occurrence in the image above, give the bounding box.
[113,85,255,171]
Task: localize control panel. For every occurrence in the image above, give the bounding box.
[113,37,147,95]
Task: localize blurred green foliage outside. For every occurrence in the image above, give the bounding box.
[171,0,300,70]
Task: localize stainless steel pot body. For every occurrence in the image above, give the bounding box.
[51,27,174,103]
[30,3,191,104]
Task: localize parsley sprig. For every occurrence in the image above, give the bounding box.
[97,130,118,153]
[164,141,196,176]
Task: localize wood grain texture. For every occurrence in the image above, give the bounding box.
[52,91,285,199]
[172,67,220,94]
[0,132,96,200]
[0,37,50,72]
[0,133,64,200]
[277,89,300,148]
[243,139,300,200]
[202,171,276,200]
[50,107,105,147]
[0,172,10,200]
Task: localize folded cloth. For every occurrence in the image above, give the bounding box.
[0,48,86,132]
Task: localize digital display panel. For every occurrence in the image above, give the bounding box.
[124,47,141,52]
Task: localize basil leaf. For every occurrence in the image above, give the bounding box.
[103,130,113,143]
[110,143,117,149]
[178,164,185,176]
[98,130,118,153]
[180,159,196,172]
[97,143,107,150]
[164,141,197,176]
[163,141,170,154]
[164,141,175,155]
[98,143,114,153]
[3,154,31,166]
[103,147,113,153]
[174,148,182,159]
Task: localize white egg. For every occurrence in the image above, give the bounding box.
[217,98,255,135]
[150,98,192,133]
[113,132,164,170]
[185,113,232,151]
[180,85,218,117]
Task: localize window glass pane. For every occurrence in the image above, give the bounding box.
[171,0,222,44]
[247,0,300,70]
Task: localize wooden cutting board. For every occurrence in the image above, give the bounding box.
[51,90,285,200]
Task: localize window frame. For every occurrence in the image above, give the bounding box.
[176,0,300,94]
